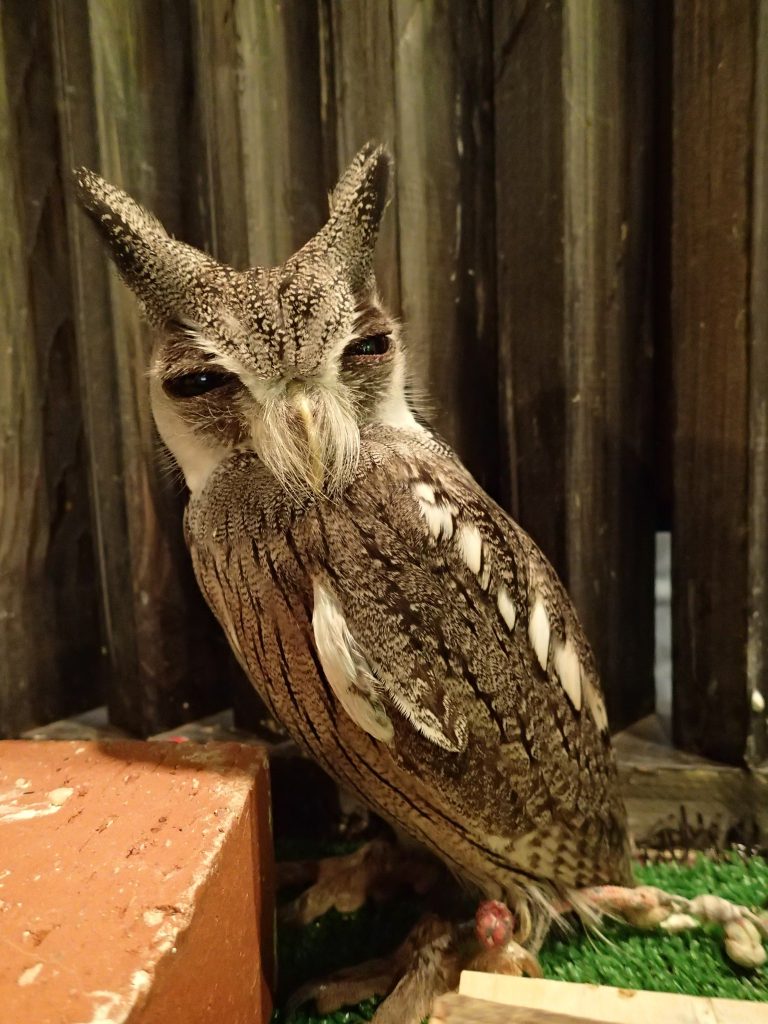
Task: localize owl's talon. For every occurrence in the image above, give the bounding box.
[569,884,768,969]
[278,839,440,926]
[285,914,459,1023]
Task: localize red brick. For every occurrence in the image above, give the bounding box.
[0,740,273,1024]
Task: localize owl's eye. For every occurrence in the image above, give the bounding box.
[345,334,391,359]
[164,371,236,399]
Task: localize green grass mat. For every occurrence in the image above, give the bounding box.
[273,853,768,1023]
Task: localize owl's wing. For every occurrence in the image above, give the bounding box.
[311,429,630,887]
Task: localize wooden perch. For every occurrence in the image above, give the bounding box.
[432,974,767,1024]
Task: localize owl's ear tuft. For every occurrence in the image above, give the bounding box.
[329,142,391,237]
[73,167,172,291]
[321,142,392,288]
[73,169,220,326]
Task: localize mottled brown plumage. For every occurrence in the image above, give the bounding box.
[75,143,632,934]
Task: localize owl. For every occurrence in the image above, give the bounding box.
[75,142,634,994]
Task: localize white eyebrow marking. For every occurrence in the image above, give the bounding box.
[457,522,482,575]
[528,596,551,671]
[553,638,583,710]
[497,585,517,630]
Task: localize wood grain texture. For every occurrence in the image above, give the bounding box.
[495,0,655,732]
[0,10,57,735]
[494,0,566,556]
[190,0,249,267]
[671,0,756,763]
[234,0,328,267]
[747,1,768,767]
[393,0,498,495]
[433,991,599,1024]
[54,0,225,735]
[457,974,766,1024]
[322,0,401,311]
[0,0,102,736]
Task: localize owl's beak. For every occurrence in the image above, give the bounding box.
[286,383,324,492]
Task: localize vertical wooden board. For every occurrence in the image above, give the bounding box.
[0,0,103,735]
[189,0,249,266]
[495,1,655,730]
[54,0,227,735]
[671,0,755,763]
[234,0,327,267]
[393,0,498,494]
[493,0,567,554]
[748,1,768,767]
[323,0,401,312]
[562,1,655,730]
[0,13,59,735]
[52,0,137,717]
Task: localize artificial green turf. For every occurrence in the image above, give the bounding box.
[273,853,768,1024]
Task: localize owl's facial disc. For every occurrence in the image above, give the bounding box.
[149,301,415,499]
[76,140,425,496]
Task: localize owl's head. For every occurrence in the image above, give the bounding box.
[75,142,419,497]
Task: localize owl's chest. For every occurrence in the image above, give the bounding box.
[211,494,370,745]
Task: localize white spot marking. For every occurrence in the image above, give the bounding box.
[412,481,435,504]
[17,963,43,986]
[752,689,765,714]
[143,908,165,928]
[553,639,583,710]
[48,787,73,806]
[478,558,492,591]
[312,581,393,743]
[0,784,65,823]
[457,523,483,575]
[583,674,609,732]
[528,597,551,671]
[497,586,518,630]
[131,970,152,996]
[417,496,455,540]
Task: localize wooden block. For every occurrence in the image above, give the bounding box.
[0,740,273,1024]
[454,974,764,1024]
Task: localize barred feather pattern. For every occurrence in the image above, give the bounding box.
[185,425,633,920]
[75,140,633,933]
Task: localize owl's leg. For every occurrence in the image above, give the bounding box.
[566,885,768,968]
[278,837,440,925]
[285,913,459,1023]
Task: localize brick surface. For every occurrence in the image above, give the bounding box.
[0,740,273,1024]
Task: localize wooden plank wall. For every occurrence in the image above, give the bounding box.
[671,0,767,765]
[0,0,763,764]
[0,1,102,736]
[494,0,656,731]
